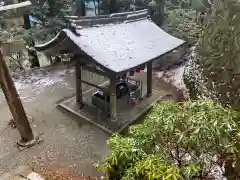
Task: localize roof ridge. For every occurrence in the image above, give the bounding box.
[68,9,149,28]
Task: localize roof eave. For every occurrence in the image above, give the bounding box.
[115,41,186,75]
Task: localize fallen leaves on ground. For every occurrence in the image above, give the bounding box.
[35,165,98,180]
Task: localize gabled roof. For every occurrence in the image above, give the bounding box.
[35,10,185,73]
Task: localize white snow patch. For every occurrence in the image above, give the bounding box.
[0,66,74,103]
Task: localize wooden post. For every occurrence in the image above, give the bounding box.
[0,1,42,148]
[109,75,117,121]
[76,61,82,104]
[0,50,34,143]
[147,62,152,96]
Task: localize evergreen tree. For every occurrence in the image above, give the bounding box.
[184,0,240,110]
[19,0,77,66]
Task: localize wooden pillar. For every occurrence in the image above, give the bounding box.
[0,51,34,143]
[109,75,117,121]
[76,61,82,104]
[147,62,153,96]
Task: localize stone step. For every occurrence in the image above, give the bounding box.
[0,165,44,180]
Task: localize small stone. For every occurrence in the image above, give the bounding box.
[27,172,45,180]
[7,119,17,128]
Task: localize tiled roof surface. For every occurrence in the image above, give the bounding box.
[35,10,185,73]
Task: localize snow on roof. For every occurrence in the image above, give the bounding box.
[35,11,185,73]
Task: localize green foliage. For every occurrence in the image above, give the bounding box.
[99,0,133,14]
[163,8,201,42]
[162,0,212,42]
[28,0,74,43]
[162,0,213,42]
[97,100,240,179]
[96,134,181,180]
[184,0,240,110]
[0,26,26,42]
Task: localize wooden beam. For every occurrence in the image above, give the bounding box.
[147,62,152,96]
[76,61,83,104]
[109,76,117,121]
[0,50,34,143]
[81,79,107,92]
[81,65,108,77]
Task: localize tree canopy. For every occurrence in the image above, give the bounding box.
[184,0,240,110]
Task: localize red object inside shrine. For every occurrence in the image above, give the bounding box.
[131,98,137,105]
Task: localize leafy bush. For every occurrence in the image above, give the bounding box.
[163,8,202,42]
[96,100,240,179]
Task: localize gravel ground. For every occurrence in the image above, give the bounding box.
[37,165,98,180]
[0,62,108,177]
[0,61,186,178]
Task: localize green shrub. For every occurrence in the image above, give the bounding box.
[163,8,202,42]
[96,100,240,179]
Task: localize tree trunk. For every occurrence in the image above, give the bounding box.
[97,0,100,15]
[108,0,116,13]
[157,0,165,26]
[75,0,86,16]
[93,0,98,15]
